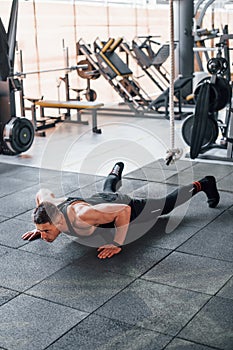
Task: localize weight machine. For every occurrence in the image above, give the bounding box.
[0,0,34,155]
[94,37,152,112]
[182,36,233,162]
[77,38,192,118]
[128,36,173,92]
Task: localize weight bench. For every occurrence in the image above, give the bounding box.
[33,100,104,134]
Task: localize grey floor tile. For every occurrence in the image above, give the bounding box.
[217,276,233,300]
[0,245,14,257]
[0,215,9,222]
[0,162,20,174]
[125,166,176,182]
[40,172,105,197]
[15,209,34,222]
[96,279,210,336]
[0,249,67,291]
[20,233,91,264]
[218,172,233,193]
[116,178,150,196]
[59,172,104,193]
[0,163,40,183]
[0,287,19,306]
[164,338,218,349]
[163,191,228,229]
[137,219,200,250]
[202,209,233,234]
[0,184,40,216]
[32,167,64,185]
[47,314,172,350]
[178,225,233,262]
[167,162,233,186]
[0,218,34,248]
[179,297,233,350]
[143,159,195,172]
[69,178,147,199]
[77,243,171,278]
[26,261,134,313]
[192,162,233,179]
[0,294,87,350]
[128,181,175,199]
[142,252,233,295]
[0,177,36,198]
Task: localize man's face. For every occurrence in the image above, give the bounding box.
[36,222,60,243]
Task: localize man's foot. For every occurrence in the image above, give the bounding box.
[199,176,220,208]
[109,162,124,179]
[103,162,124,192]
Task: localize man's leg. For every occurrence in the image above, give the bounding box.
[131,176,220,223]
[161,175,220,214]
[103,162,124,193]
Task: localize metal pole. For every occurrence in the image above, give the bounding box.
[174,0,194,95]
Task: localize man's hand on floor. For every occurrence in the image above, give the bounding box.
[97,244,122,259]
[22,229,41,241]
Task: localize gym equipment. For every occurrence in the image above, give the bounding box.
[33,100,103,134]
[182,42,233,161]
[76,39,100,102]
[13,64,87,78]
[130,36,174,91]
[193,0,219,72]
[18,42,89,134]
[120,37,193,119]
[92,36,192,119]
[194,28,220,72]
[147,75,193,119]
[0,0,34,155]
[94,37,153,113]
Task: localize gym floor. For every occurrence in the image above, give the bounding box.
[0,112,233,350]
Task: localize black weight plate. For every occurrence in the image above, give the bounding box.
[3,117,34,154]
[182,114,218,148]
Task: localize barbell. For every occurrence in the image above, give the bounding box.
[12,63,88,78]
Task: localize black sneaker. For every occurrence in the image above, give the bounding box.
[200,176,220,208]
[103,162,124,192]
[109,162,124,179]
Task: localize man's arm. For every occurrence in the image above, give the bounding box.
[78,203,131,259]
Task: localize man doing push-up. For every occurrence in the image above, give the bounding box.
[22,162,220,259]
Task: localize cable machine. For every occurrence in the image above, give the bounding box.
[181,1,233,162]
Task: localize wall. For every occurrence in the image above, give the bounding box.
[1,1,233,111]
[1,1,170,107]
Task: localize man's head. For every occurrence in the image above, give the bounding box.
[33,201,62,242]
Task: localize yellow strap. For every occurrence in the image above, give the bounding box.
[101,38,115,53]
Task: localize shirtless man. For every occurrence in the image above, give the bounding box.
[22,162,220,259]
